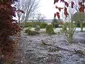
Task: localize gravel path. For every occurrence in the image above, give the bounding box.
[17,31,85,64]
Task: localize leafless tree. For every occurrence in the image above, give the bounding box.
[36,14,46,22]
[16,0,40,24]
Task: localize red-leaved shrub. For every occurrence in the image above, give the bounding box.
[0,0,20,60]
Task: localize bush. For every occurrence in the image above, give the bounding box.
[52,18,59,28]
[53,23,59,28]
[24,22,32,27]
[75,22,85,31]
[75,22,80,27]
[25,29,39,35]
[40,22,47,28]
[62,22,76,43]
[24,22,41,27]
[83,23,85,27]
[25,28,29,33]
[46,24,55,34]
[34,25,40,31]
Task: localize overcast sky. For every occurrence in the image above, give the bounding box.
[39,0,79,20]
[39,0,55,19]
[39,0,68,19]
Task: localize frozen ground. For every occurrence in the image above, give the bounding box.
[24,28,85,32]
[15,30,85,64]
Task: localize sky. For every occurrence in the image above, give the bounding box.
[39,0,68,19]
[39,0,79,20]
[14,0,83,21]
[39,0,55,19]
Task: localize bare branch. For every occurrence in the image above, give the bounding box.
[16,0,40,23]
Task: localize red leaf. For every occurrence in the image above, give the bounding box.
[55,6,63,11]
[55,6,59,9]
[58,8,63,11]
[64,1,69,7]
[79,5,84,13]
[78,2,82,6]
[16,10,25,13]
[61,0,65,2]
[54,12,60,19]
[82,0,85,2]
[56,12,60,19]
[54,0,59,4]
[71,1,74,8]
[54,13,57,18]
[64,7,69,17]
